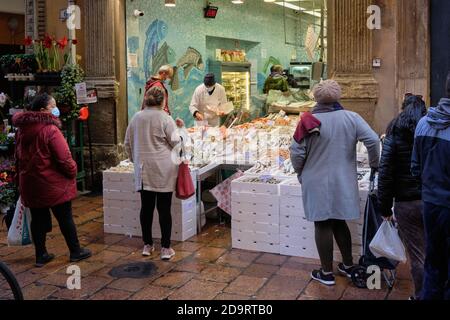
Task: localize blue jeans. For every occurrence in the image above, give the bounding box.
[421,202,450,300]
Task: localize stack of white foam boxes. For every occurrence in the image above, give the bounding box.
[103,168,197,242]
[231,175,367,259]
[279,179,319,259]
[231,176,286,254]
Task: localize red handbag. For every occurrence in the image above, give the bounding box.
[176,161,195,200]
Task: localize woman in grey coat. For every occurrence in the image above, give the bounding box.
[125,86,181,261]
[290,80,380,286]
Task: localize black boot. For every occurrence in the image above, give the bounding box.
[70,248,92,262]
[35,253,55,268]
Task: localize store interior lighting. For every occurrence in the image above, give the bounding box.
[231,0,244,4]
[165,0,176,7]
[274,1,322,17]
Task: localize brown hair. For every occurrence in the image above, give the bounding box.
[144,86,165,108]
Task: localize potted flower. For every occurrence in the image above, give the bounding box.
[0,160,17,215]
[25,35,75,82]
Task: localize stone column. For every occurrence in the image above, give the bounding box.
[328,0,379,125]
[83,0,125,189]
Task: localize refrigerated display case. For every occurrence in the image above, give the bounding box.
[209,61,251,111]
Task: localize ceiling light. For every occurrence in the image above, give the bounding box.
[264,0,276,2]
[165,0,176,7]
[232,0,244,4]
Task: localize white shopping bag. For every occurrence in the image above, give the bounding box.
[7,197,33,247]
[369,220,407,263]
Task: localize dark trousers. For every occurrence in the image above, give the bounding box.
[394,200,425,299]
[421,202,450,300]
[314,219,354,272]
[30,201,81,257]
[140,191,173,249]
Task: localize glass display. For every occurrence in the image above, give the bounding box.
[222,71,250,111]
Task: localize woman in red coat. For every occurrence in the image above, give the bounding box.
[13,93,91,267]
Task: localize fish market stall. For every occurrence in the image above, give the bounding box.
[102,112,375,259]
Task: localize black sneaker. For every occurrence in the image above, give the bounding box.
[338,263,356,278]
[311,269,336,286]
[70,248,92,262]
[35,253,55,268]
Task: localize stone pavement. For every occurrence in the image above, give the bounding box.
[0,196,414,300]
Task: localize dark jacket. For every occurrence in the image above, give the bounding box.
[412,98,450,208]
[143,77,170,115]
[13,112,77,209]
[263,74,288,94]
[378,113,422,217]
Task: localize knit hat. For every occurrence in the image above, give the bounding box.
[204,73,216,87]
[313,80,342,103]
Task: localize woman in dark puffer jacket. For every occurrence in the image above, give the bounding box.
[13,93,91,267]
[378,94,427,300]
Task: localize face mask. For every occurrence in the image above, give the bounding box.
[51,107,60,118]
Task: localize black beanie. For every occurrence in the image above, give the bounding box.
[204,73,216,87]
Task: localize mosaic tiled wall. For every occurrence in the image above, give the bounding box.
[126,0,318,126]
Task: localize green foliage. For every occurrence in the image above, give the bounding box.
[0,54,38,74]
[53,63,85,122]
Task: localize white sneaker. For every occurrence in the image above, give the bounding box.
[142,244,155,257]
[161,248,176,261]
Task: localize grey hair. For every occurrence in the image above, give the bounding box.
[159,65,173,74]
[144,86,165,108]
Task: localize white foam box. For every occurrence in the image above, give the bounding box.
[280,244,320,260]
[104,224,126,234]
[103,190,141,201]
[103,171,135,183]
[231,192,279,215]
[103,199,141,210]
[233,210,279,225]
[231,175,286,195]
[232,219,279,234]
[279,178,302,197]
[232,238,280,254]
[279,214,309,229]
[280,233,314,247]
[280,223,315,238]
[232,229,279,244]
[279,195,304,216]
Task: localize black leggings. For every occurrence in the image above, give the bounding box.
[314,219,354,272]
[30,201,81,257]
[140,191,173,249]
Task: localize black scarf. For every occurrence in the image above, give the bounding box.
[312,102,344,114]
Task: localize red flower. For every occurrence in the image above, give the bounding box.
[24,36,33,46]
[43,35,53,49]
[57,36,68,50]
[72,39,78,45]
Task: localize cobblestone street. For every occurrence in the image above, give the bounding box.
[0,196,414,300]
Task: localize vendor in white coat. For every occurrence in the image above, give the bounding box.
[189,73,228,127]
